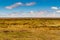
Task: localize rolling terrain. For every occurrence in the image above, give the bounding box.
[0,18,60,40]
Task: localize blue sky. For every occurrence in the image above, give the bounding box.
[0,0,60,17]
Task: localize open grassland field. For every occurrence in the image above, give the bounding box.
[0,18,60,40]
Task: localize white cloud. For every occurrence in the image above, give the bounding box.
[29,11,35,14]
[51,7,58,10]
[5,6,12,9]
[5,2,36,9]
[51,6,60,13]
[56,10,60,13]
[25,2,36,6]
[5,2,23,9]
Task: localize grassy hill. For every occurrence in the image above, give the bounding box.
[0,18,60,40]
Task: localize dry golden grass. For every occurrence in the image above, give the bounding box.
[0,18,60,40]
